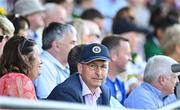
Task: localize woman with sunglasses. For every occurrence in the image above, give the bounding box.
[0,36,41,100]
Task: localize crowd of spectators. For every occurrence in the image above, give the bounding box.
[0,0,180,109]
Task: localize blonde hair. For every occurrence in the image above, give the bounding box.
[160,24,180,55]
[71,18,88,44]
[0,15,15,37]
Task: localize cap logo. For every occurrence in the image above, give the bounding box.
[92,46,101,53]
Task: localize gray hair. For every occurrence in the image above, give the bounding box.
[0,15,14,37]
[42,22,76,50]
[160,24,180,55]
[143,55,178,83]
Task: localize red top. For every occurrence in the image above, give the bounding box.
[0,73,37,100]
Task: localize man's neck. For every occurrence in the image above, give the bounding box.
[108,65,119,82]
[47,49,67,67]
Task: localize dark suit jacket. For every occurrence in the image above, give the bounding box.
[47,73,111,106]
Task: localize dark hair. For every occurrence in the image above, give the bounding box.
[112,7,138,34]
[149,6,163,26]
[74,0,83,4]
[44,0,66,4]
[7,14,30,36]
[42,22,75,50]
[0,36,36,77]
[101,35,129,50]
[68,44,86,75]
[80,8,104,21]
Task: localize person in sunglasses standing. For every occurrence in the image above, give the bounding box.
[48,43,111,106]
[0,14,14,56]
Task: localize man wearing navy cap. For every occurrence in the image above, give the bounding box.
[47,43,111,106]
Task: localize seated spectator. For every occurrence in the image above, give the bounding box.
[0,36,41,99]
[112,7,148,93]
[80,8,104,32]
[124,55,179,109]
[101,35,131,105]
[67,44,126,108]
[8,14,30,37]
[0,14,14,56]
[34,22,77,99]
[71,18,101,45]
[47,43,111,106]
[14,0,45,53]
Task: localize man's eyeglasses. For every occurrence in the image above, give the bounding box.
[83,63,109,71]
[0,35,6,42]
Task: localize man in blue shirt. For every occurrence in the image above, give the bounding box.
[101,35,131,104]
[34,22,77,99]
[124,55,180,109]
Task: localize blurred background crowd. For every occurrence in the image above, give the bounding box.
[0,0,180,109]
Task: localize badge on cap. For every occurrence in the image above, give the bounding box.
[92,46,101,53]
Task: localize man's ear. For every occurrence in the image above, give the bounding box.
[110,50,117,62]
[52,40,61,51]
[77,63,82,75]
[158,75,166,86]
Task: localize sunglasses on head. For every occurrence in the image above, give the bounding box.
[0,35,6,42]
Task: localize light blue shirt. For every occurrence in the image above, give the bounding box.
[34,51,70,99]
[28,30,43,53]
[124,82,177,109]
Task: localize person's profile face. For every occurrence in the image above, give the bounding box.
[114,40,131,70]
[162,73,179,95]
[79,60,109,91]
[30,45,42,81]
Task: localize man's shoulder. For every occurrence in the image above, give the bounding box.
[48,73,82,100]
[57,73,81,90]
[100,84,111,99]
[127,83,153,98]
[124,83,157,108]
[100,84,110,92]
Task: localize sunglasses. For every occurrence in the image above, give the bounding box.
[0,35,6,42]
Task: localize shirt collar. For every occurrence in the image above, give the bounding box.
[143,82,166,100]
[41,51,69,70]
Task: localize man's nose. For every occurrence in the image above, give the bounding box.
[96,66,102,78]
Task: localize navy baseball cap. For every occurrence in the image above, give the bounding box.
[80,43,110,64]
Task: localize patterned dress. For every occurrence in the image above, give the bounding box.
[0,72,36,100]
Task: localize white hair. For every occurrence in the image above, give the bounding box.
[143,55,178,83]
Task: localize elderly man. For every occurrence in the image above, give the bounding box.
[124,55,180,109]
[34,22,77,99]
[47,43,111,106]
